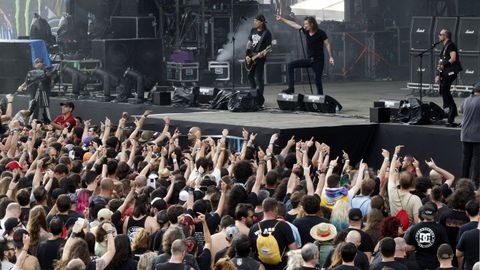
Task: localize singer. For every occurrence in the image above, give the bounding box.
[435,28,462,127]
[276,15,334,95]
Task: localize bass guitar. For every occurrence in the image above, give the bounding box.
[245,45,272,71]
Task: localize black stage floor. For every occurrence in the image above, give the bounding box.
[8,82,463,177]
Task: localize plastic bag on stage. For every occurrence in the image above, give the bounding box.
[209,89,234,110]
[172,86,195,107]
[397,98,431,125]
[227,91,258,112]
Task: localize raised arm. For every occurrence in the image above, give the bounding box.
[425,159,455,187]
[378,149,390,186]
[412,157,422,177]
[197,213,212,250]
[252,148,266,195]
[215,181,227,217]
[388,145,404,189]
[276,15,302,30]
[348,161,366,198]
[280,135,295,158]
[98,223,116,270]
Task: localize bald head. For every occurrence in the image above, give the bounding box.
[394,237,406,258]
[100,178,114,192]
[6,203,20,218]
[188,127,201,140]
[65,258,86,270]
[345,230,361,247]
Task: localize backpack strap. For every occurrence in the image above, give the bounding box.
[358,197,369,210]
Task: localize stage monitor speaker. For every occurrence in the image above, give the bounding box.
[457,17,480,53]
[91,38,163,83]
[277,93,304,111]
[303,95,342,113]
[457,54,480,86]
[152,91,171,105]
[410,17,434,51]
[370,107,391,123]
[196,87,220,104]
[410,52,434,84]
[432,17,459,52]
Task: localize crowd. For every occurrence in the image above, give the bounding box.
[0,94,478,270]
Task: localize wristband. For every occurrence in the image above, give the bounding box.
[173,159,177,164]
[269,138,275,144]
[384,157,389,161]
[344,159,350,163]
[393,154,398,158]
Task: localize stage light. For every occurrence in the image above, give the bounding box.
[123,68,145,104]
[92,68,118,102]
[62,65,89,97]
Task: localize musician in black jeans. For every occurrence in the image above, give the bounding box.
[276,15,334,95]
[246,14,272,107]
[435,28,462,127]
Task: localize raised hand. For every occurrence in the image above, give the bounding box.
[342,150,349,161]
[381,149,390,159]
[242,128,249,140]
[287,135,296,147]
[425,158,436,168]
[222,129,229,137]
[394,145,404,155]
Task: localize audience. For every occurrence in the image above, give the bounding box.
[0,95,477,270]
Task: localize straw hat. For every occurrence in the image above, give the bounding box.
[310,222,337,241]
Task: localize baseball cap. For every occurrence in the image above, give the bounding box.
[12,229,28,248]
[182,214,195,226]
[437,243,454,259]
[225,225,240,241]
[139,130,154,143]
[348,208,363,221]
[179,190,189,203]
[421,202,438,219]
[97,208,113,222]
[3,218,21,236]
[151,197,166,211]
[5,161,22,171]
[60,102,75,111]
[474,82,480,92]
[255,14,267,23]
[156,209,169,224]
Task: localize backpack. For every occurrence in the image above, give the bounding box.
[395,191,413,231]
[256,221,283,265]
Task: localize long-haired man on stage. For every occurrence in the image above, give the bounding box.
[276,15,334,95]
[246,14,272,107]
[435,28,462,127]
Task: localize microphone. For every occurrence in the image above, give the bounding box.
[432,41,441,46]
[240,16,247,21]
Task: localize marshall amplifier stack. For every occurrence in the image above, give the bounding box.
[408,16,480,94]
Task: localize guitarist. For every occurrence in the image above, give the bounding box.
[246,14,272,107]
[435,28,462,127]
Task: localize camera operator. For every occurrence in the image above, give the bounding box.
[17,58,54,123]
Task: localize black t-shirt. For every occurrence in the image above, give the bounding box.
[155,262,188,270]
[37,238,66,270]
[439,208,469,247]
[439,41,462,75]
[456,228,479,270]
[395,257,421,270]
[46,211,82,230]
[301,28,328,59]
[214,247,227,263]
[323,249,369,270]
[406,221,449,270]
[292,215,330,244]
[456,221,478,243]
[196,248,211,270]
[249,219,295,270]
[332,265,361,270]
[370,260,408,270]
[20,207,30,226]
[336,228,374,254]
[105,258,137,270]
[248,28,272,53]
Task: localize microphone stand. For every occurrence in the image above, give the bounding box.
[231,17,244,92]
[415,42,439,102]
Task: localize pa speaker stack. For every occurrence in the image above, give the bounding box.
[457,17,480,86]
[277,93,342,113]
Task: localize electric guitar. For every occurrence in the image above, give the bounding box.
[245,45,273,71]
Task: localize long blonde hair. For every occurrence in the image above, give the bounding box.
[330,242,346,268]
[131,228,150,252]
[330,200,350,231]
[286,249,304,270]
[27,205,48,251]
[213,258,237,270]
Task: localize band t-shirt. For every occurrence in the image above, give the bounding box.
[456,228,479,270]
[405,221,449,270]
[248,28,272,53]
[301,28,328,59]
[439,41,462,75]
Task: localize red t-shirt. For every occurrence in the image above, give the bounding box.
[53,114,76,130]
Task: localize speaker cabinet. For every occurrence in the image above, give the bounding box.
[370,107,391,123]
[410,52,434,84]
[432,17,459,52]
[91,38,164,83]
[458,54,480,86]
[277,93,304,111]
[410,17,434,51]
[458,17,480,53]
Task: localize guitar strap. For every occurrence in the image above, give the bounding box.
[254,30,268,53]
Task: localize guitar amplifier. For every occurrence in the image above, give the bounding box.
[410,17,434,51]
[457,54,480,86]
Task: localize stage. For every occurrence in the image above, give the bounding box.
[8,81,464,177]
